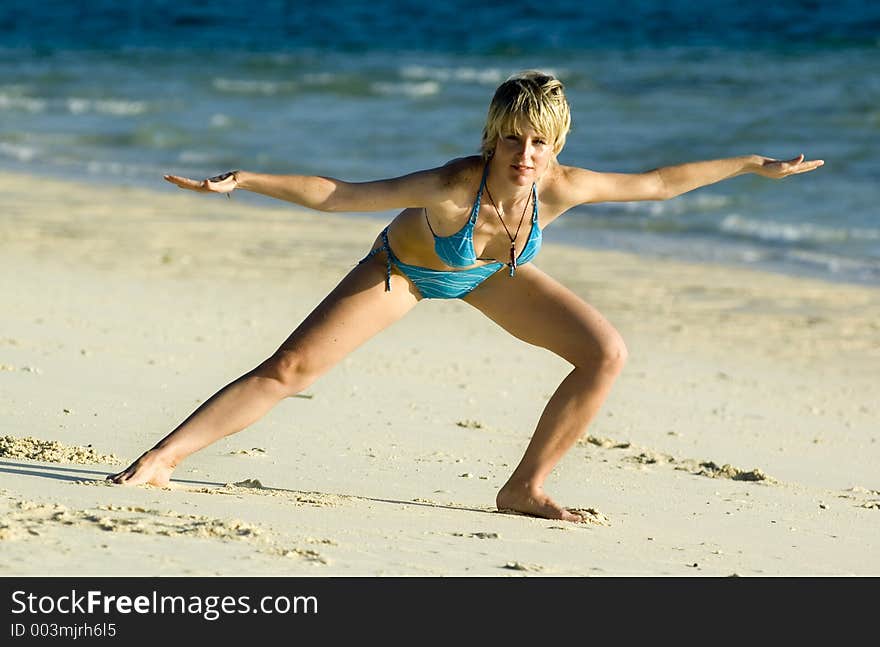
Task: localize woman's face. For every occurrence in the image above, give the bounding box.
[491,124,555,187]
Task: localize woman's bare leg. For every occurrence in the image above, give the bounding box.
[108,250,419,486]
[463,264,627,522]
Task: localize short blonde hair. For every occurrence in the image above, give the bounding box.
[480,71,571,160]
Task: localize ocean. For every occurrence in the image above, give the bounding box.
[1,0,878,284]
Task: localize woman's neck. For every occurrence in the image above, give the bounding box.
[486,160,535,208]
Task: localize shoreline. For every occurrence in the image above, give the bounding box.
[4,163,876,289]
[2,170,878,576]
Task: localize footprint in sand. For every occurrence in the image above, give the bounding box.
[625,451,673,466]
[502,561,544,572]
[1,364,41,374]
[228,478,265,488]
[228,448,267,457]
[676,460,777,484]
[576,432,779,486]
[579,434,632,449]
[276,547,329,564]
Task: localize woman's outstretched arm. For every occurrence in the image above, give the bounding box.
[552,154,825,209]
[163,165,452,213]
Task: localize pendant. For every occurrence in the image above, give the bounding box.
[508,242,517,277]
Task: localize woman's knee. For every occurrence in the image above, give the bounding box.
[254,349,322,396]
[577,333,628,374]
[605,336,628,371]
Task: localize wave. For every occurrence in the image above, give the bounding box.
[65,98,148,116]
[572,193,735,226]
[781,249,880,283]
[0,92,148,116]
[371,81,440,98]
[0,90,47,113]
[0,141,40,162]
[618,193,733,217]
[399,65,505,85]
[212,78,298,96]
[571,198,880,252]
[177,150,217,165]
[719,214,880,244]
[213,73,443,99]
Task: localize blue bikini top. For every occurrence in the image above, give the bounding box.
[427,162,542,269]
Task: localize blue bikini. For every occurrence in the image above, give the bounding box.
[359,163,543,299]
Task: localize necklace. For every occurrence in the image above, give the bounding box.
[484,183,532,276]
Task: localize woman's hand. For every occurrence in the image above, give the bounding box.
[164,170,239,195]
[753,154,824,179]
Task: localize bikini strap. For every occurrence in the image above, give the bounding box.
[379,228,392,291]
[531,182,539,223]
[423,207,438,237]
[357,227,393,292]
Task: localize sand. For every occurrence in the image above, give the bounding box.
[1,171,878,576]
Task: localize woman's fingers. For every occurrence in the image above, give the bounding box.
[792,159,825,174]
[164,174,207,191]
[164,171,237,195]
[761,155,824,178]
[784,155,824,175]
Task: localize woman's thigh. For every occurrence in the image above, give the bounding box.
[462,263,625,368]
[271,250,420,377]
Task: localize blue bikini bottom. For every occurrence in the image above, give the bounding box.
[358,227,512,300]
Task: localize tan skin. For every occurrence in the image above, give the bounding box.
[109,125,823,522]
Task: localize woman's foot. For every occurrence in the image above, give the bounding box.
[107,448,176,487]
[496,480,586,523]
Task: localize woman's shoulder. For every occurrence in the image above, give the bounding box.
[437,155,484,188]
[418,156,484,214]
[539,162,592,194]
[543,161,586,183]
[536,162,596,211]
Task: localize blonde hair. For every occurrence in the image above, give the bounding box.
[480,70,571,160]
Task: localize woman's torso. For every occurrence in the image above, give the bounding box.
[384,156,562,270]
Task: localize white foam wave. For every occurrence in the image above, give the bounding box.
[212,78,296,95]
[786,249,880,277]
[720,214,880,243]
[400,66,505,85]
[615,193,732,217]
[0,93,47,113]
[372,81,440,97]
[178,150,214,164]
[66,98,148,116]
[85,160,163,177]
[0,142,40,162]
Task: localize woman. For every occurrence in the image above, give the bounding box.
[109,71,823,522]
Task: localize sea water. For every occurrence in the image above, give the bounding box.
[1,0,878,283]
